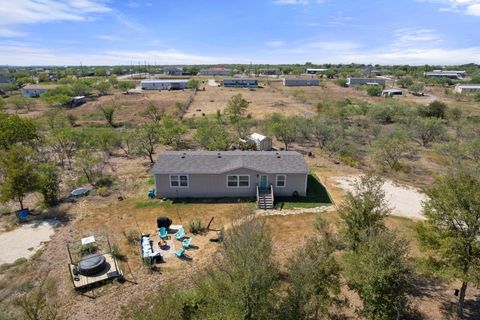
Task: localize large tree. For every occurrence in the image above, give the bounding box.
[0,113,38,149]
[371,128,412,170]
[225,94,249,124]
[279,218,341,320]
[0,147,39,210]
[266,114,298,151]
[417,172,480,319]
[133,123,162,163]
[194,118,231,151]
[196,218,278,320]
[339,174,390,250]
[343,229,414,320]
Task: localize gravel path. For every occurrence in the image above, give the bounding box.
[334,176,427,220]
[256,205,335,216]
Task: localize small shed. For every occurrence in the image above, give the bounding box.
[382,89,403,97]
[346,78,386,86]
[283,78,320,87]
[249,133,272,151]
[70,96,86,107]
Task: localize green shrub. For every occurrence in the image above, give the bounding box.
[109,243,123,260]
[124,230,140,245]
[366,85,382,96]
[96,186,110,197]
[189,218,206,234]
[79,243,97,256]
[474,92,480,102]
[335,79,348,87]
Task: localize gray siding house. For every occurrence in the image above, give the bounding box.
[141,79,188,90]
[21,84,59,97]
[283,78,320,86]
[223,78,258,88]
[152,151,308,206]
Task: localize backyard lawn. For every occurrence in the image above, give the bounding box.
[276,174,333,209]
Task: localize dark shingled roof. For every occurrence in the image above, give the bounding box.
[152,151,308,175]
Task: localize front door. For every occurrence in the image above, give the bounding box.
[259,175,268,191]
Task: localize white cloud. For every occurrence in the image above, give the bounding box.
[273,0,309,5]
[0,0,111,37]
[95,35,122,41]
[393,28,442,47]
[266,40,286,47]
[0,43,246,65]
[420,0,480,16]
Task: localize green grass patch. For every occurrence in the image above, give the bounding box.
[276,174,333,209]
[134,200,164,209]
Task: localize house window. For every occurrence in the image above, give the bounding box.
[227,175,250,188]
[227,176,238,187]
[276,175,286,188]
[170,175,189,188]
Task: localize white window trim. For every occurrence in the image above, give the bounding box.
[276,175,287,188]
[226,175,250,188]
[169,174,189,188]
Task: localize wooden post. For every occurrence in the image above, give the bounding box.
[66,244,73,264]
[207,217,215,230]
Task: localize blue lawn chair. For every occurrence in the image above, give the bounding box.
[158,227,167,240]
[175,247,185,258]
[182,237,192,249]
[175,227,185,240]
[147,188,156,199]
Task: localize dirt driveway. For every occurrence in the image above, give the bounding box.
[0,220,59,264]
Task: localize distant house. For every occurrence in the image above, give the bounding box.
[249,133,272,151]
[260,69,281,76]
[21,84,59,97]
[382,88,403,97]
[424,70,465,80]
[347,78,386,86]
[141,79,188,90]
[152,151,309,207]
[455,84,480,94]
[223,78,258,88]
[163,67,184,76]
[283,78,320,87]
[0,77,14,84]
[306,68,328,74]
[198,68,232,76]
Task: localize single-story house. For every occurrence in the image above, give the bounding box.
[223,78,258,88]
[260,69,281,76]
[21,84,59,97]
[152,151,308,200]
[141,79,188,90]
[424,71,464,80]
[454,84,480,94]
[306,68,328,74]
[163,67,184,76]
[283,78,320,87]
[382,88,403,97]
[198,68,231,76]
[346,78,386,86]
[249,133,272,151]
[0,77,14,84]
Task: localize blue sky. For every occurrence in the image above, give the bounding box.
[0,0,479,65]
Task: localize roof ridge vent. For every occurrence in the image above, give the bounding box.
[217,152,222,158]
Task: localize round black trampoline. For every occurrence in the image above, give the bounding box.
[78,254,107,276]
